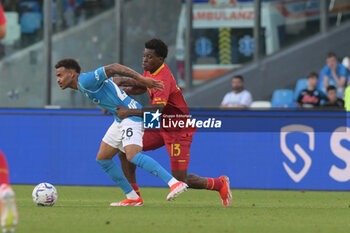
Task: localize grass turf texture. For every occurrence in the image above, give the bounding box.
[12,185,350,233]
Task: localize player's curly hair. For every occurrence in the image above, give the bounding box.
[145,38,168,59]
[55,58,81,73]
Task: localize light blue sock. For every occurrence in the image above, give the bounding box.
[96,159,133,195]
[131,153,173,184]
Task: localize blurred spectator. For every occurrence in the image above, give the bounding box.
[220,75,252,109]
[342,54,350,71]
[0,2,6,57]
[0,2,6,39]
[342,54,350,84]
[297,72,325,108]
[345,86,350,111]
[319,52,348,97]
[322,86,344,109]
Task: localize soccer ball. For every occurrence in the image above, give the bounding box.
[32,183,58,206]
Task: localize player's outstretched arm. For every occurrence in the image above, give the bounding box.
[104,63,163,90]
[112,77,147,96]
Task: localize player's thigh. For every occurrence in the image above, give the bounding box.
[102,120,124,152]
[121,118,144,161]
[164,134,193,171]
[142,129,165,151]
[97,141,120,160]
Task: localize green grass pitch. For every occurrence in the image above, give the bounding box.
[12,185,350,233]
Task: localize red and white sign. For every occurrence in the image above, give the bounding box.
[193,9,254,21]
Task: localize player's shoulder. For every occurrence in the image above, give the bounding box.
[156,64,174,79]
[78,72,91,85]
[77,72,93,91]
[78,67,107,88]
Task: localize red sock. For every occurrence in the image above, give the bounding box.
[131,183,141,197]
[205,178,223,191]
[0,151,9,185]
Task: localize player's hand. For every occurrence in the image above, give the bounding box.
[139,76,164,91]
[116,105,129,120]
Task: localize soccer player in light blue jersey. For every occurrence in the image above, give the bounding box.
[55,58,188,206]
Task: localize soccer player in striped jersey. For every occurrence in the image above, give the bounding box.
[55,58,188,206]
[115,38,232,207]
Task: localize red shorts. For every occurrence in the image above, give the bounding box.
[143,130,193,171]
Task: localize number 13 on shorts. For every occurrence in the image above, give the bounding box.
[171,144,181,157]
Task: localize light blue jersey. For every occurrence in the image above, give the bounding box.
[78,67,142,122]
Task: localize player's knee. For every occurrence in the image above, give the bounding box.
[96,152,113,161]
[124,145,142,162]
[125,154,134,162]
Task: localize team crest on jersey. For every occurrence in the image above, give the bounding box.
[143,110,161,129]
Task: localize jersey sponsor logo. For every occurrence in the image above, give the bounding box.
[143,110,161,129]
[94,70,100,81]
[301,94,319,104]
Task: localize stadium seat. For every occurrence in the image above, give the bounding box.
[250,101,272,109]
[293,78,308,100]
[19,1,40,12]
[20,12,42,34]
[271,89,294,108]
[2,12,21,45]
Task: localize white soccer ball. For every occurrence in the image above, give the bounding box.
[32,183,58,206]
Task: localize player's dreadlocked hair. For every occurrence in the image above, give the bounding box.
[55,58,81,73]
[145,38,168,59]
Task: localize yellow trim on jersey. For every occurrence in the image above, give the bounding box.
[156,101,167,106]
[151,64,165,76]
[178,160,187,162]
[210,178,215,190]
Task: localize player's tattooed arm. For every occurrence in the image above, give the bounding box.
[112,77,147,95]
[112,76,145,87]
[104,63,163,90]
[105,63,142,79]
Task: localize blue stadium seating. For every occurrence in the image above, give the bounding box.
[271,89,294,108]
[20,12,42,34]
[19,1,40,12]
[294,78,308,100]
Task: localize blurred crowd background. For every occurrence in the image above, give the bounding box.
[0,0,350,110]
